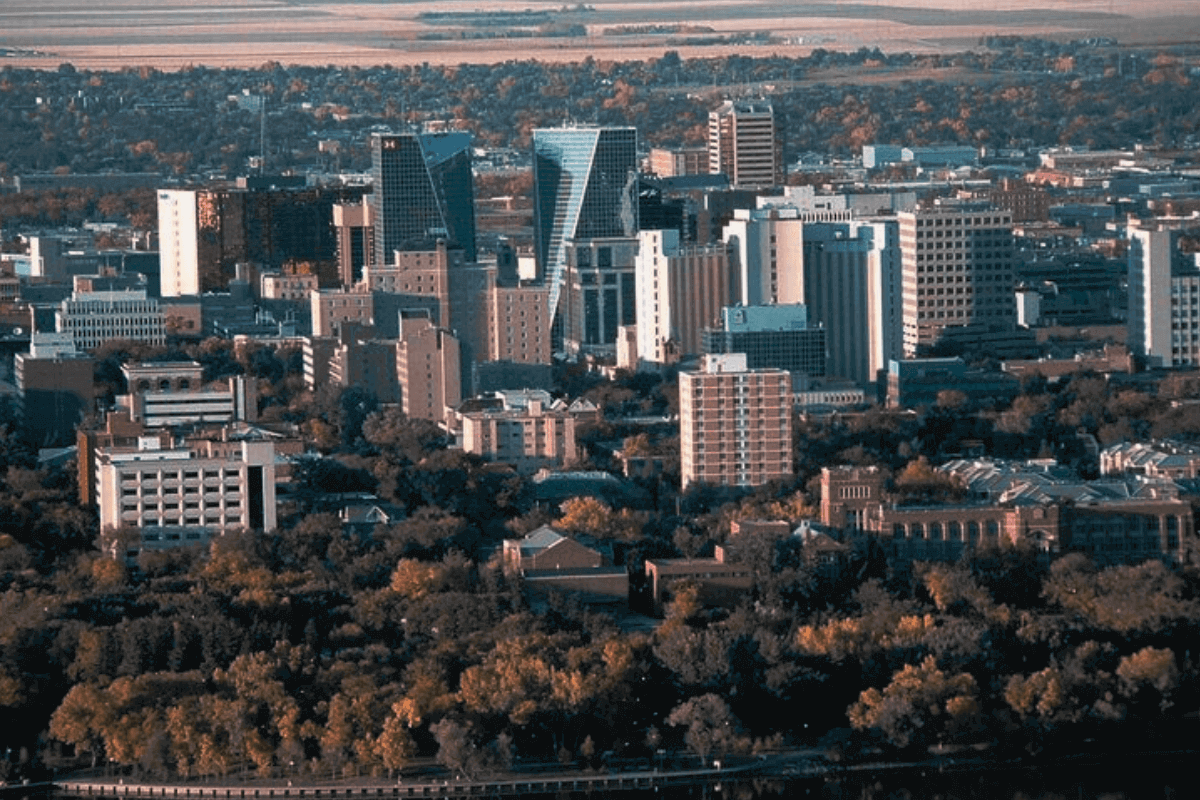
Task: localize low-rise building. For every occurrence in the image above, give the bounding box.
[461,394,596,473]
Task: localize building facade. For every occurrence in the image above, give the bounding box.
[371,132,477,266]
[56,289,166,351]
[898,200,1016,356]
[708,100,781,188]
[532,127,639,334]
[679,353,793,490]
[15,332,96,448]
[396,313,461,424]
[462,397,585,473]
[635,228,734,366]
[702,304,826,383]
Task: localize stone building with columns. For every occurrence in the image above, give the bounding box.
[819,459,1194,566]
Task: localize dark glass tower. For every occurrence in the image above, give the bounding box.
[533,127,639,327]
[372,132,477,265]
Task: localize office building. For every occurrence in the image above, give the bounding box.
[679,353,793,490]
[14,332,96,447]
[96,438,277,546]
[56,288,166,351]
[702,304,826,383]
[648,146,708,178]
[708,100,782,188]
[158,183,366,297]
[799,220,902,386]
[310,287,374,337]
[121,361,257,427]
[635,229,733,366]
[333,200,374,287]
[898,200,1016,357]
[532,127,639,334]
[557,237,639,355]
[1127,223,1200,368]
[461,395,585,473]
[371,132,476,266]
[721,208,808,307]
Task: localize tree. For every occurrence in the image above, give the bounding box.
[665,694,744,764]
[847,656,980,750]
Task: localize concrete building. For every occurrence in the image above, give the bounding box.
[1125,223,1200,368]
[799,220,902,386]
[333,200,374,287]
[702,304,826,384]
[14,332,95,447]
[310,287,374,337]
[489,281,551,365]
[635,228,733,366]
[679,353,793,490]
[462,395,589,473]
[371,132,477,265]
[898,200,1016,357]
[56,288,166,351]
[648,146,708,178]
[96,437,277,547]
[532,127,639,337]
[396,312,461,424]
[121,361,257,427]
[558,237,638,355]
[721,208,806,307]
[260,270,318,301]
[708,100,781,188]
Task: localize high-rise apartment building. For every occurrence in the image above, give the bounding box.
[898,200,1016,357]
[532,127,639,332]
[708,100,782,188]
[679,353,793,490]
[1127,222,1200,367]
[371,132,476,266]
[333,200,374,287]
[490,281,552,364]
[635,229,734,366]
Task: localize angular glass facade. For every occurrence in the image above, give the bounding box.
[372,132,476,265]
[533,127,638,326]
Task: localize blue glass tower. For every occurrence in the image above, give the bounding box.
[372,132,477,265]
[533,127,638,327]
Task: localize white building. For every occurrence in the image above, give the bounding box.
[158,189,201,297]
[56,288,166,351]
[96,438,277,548]
[1127,224,1194,368]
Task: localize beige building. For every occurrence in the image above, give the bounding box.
[648,146,708,178]
[461,394,594,473]
[708,99,781,188]
[679,353,793,490]
[260,271,318,301]
[56,288,166,351]
[397,312,461,424]
[898,199,1016,356]
[121,361,257,427]
[635,229,733,366]
[333,200,374,287]
[489,281,550,364]
[96,437,277,551]
[310,287,374,337]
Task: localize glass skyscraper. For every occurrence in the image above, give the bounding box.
[533,127,639,328]
[371,132,477,265]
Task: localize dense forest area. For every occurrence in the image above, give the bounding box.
[3,339,1200,782]
[1,38,1199,181]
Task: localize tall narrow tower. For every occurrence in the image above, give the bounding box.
[371,132,477,266]
[532,127,639,332]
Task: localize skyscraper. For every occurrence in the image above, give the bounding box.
[1127,222,1200,368]
[532,127,639,332]
[708,100,782,188]
[371,132,477,266]
[898,199,1016,357]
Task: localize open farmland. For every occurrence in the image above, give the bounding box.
[1,1,1199,70]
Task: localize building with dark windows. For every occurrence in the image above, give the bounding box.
[532,127,639,340]
[371,132,477,265]
[708,99,782,188]
[702,304,826,384]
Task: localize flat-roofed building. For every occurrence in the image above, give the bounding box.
[679,353,793,490]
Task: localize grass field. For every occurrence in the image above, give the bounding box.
[0,1,1198,70]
